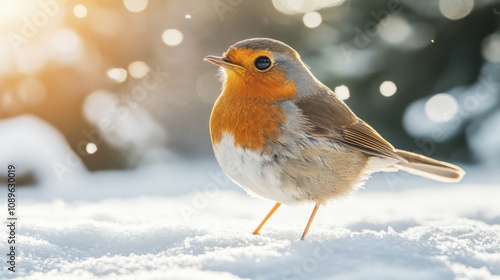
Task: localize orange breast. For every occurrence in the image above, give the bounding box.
[210,69,297,151]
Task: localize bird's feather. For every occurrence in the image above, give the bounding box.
[295,91,407,162]
[394,149,465,182]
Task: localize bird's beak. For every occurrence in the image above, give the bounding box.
[204,55,246,71]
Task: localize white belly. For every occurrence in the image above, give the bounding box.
[213,133,301,204]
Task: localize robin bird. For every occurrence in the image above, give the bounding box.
[204,38,465,240]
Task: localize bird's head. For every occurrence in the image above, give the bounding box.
[204,38,317,101]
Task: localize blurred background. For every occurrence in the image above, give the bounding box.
[1,0,500,188]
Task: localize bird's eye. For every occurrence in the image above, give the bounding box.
[254,56,272,71]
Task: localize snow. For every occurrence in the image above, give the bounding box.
[3,177,500,279]
[1,116,500,280]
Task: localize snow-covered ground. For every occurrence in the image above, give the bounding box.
[1,116,500,279]
[1,164,498,280]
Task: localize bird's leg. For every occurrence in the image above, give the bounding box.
[300,203,320,240]
[252,202,281,235]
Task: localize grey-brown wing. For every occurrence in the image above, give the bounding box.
[295,92,407,162]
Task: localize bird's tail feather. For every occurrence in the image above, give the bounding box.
[395,149,465,183]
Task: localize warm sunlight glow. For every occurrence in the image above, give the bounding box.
[0,1,37,26]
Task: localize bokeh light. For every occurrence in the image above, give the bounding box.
[424,93,459,122]
[379,81,397,97]
[123,0,148,13]
[379,16,411,45]
[334,85,350,100]
[50,28,83,64]
[272,0,307,14]
[86,143,98,154]
[162,29,184,46]
[303,12,322,28]
[272,0,344,14]
[128,61,150,79]
[73,4,88,18]
[482,33,500,63]
[439,0,473,20]
[52,29,81,54]
[107,68,128,83]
